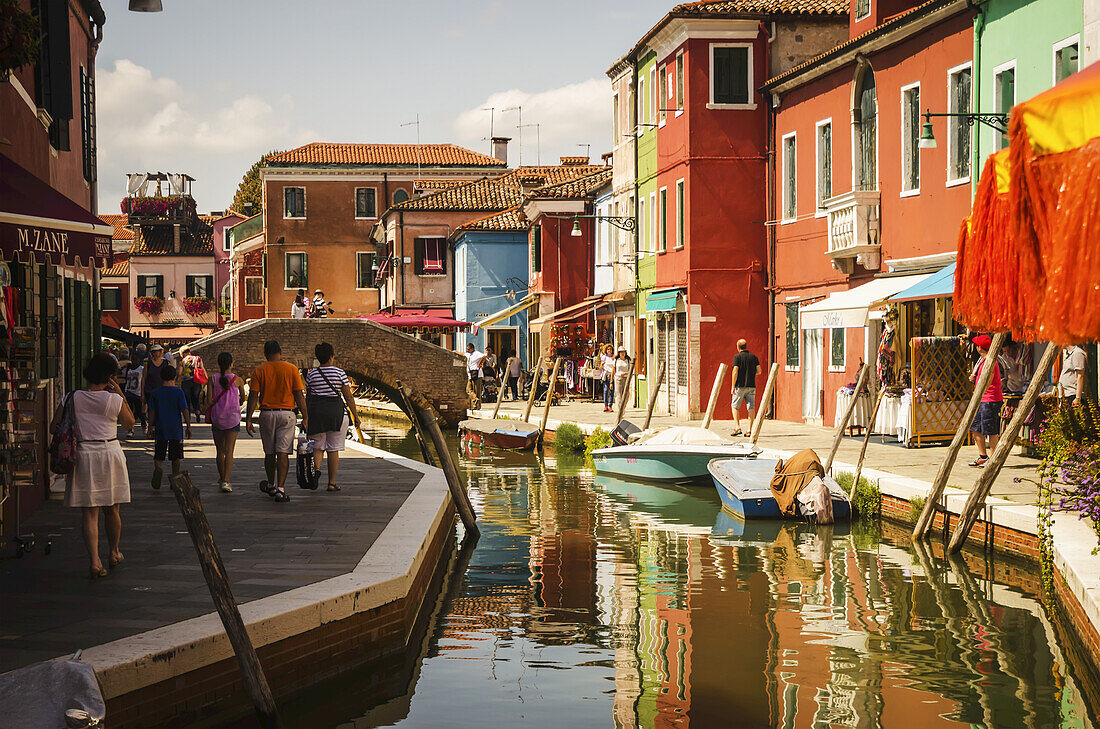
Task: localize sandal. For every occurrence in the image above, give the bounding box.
[108,554,125,569]
[327,483,341,492]
[259,479,275,495]
[151,467,163,490]
[273,489,290,503]
[731,430,744,437]
[89,566,108,579]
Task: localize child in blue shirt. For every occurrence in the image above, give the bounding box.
[146,365,191,489]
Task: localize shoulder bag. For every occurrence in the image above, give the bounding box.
[48,392,80,475]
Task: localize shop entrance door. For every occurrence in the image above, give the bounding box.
[487,327,518,364]
[802,329,823,423]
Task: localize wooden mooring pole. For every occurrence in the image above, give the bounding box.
[169,473,284,729]
[415,405,481,539]
[396,382,435,468]
[614,366,634,424]
[642,360,666,431]
[749,362,780,444]
[522,356,545,423]
[538,358,562,435]
[913,332,1007,540]
[851,386,888,504]
[823,362,871,473]
[491,359,511,420]
[948,341,1059,553]
[701,363,728,429]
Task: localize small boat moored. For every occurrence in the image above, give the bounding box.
[458,418,541,451]
[591,426,759,485]
[708,457,852,521]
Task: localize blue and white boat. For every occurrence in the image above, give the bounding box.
[590,427,759,485]
[707,457,852,521]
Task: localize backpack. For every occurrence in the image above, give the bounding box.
[49,393,80,475]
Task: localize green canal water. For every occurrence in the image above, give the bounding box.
[276,414,1100,729]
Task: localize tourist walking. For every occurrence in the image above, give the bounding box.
[600,344,615,412]
[177,345,206,421]
[147,365,191,489]
[291,289,310,319]
[465,343,486,409]
[1060,343,1088,407]
[311,290,331,318]
[246,340,307,503]
[305,342,362,492]
[613,348,632,412]
[57,353,136,579]
[140,344,172,422]
[730,339,761,436]
[482,346,499,400]
[132,342,148,369]
[122,357,145,436]
[968,334,1003,468]
[209,352,246,493]
[505,352,522,401]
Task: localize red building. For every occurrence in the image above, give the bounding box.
[763,0,976,425]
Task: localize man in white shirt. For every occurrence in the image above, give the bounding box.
[1060,344,1088,407]
[465,343,486,409]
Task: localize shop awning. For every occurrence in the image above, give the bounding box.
[473,294,538,329]
[530,298,603,326]
[0,154,114,267]
[361,310,470,332]
[645,288,682,312]
[889,263,956,303]
[144,326,213,341]
[800,273,931,329]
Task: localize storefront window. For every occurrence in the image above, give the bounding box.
[785,303,800,369]
[831,328,845,369]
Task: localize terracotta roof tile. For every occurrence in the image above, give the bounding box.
[99,214,135,240]
[456,207,530,232]
[391,177,524,212]
[267,143,506,168]
[532,168,613,199]
[413,178,477,191]
[498,164,608,188]
[673,0,848,15]
[101,258,129,277]
[131,224,214,256]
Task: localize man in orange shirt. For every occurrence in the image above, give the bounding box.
[246,340,307,502]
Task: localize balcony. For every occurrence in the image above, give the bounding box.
[133,295,217,328]
[121,195,198,228]
[824,190,881,274]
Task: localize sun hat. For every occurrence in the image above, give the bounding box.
[150,343,164,352]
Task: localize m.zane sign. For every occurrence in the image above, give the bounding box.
[0,222,112,267]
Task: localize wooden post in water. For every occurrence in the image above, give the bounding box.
[538,358,562,434]
[948,341,1059,553]
[491,361,508,420]
[913,332,1007,539]
[416,405,480,538]
[614,366,634,424]
[169,473,284,729]
[749,363,779,444]
[522,356,545,423]
[824,362,871,472]
[396,382,435,468]
[701,363,728,429]
[851,386,888,504]
[642,360,666,431]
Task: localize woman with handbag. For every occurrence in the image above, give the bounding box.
[54,353,136,579]
[304,342,362,491]
[208,352,246,493]
[177,345,207,421]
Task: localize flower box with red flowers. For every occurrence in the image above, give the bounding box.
[183,296,214,316]
[134,296,164,316]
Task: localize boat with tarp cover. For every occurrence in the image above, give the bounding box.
[708,457,852,521]
[590,426,758,484]
[458,418,541,451]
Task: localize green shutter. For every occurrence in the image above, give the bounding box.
[185,276,194,298]
[785,303,800,368]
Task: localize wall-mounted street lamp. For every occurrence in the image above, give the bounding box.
[918,108,1008,149]
[129,0,163,11]
[562,214,638,237]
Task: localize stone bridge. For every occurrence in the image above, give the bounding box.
[187,318,470,426]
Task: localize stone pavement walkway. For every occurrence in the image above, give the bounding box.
[0,424,421,674]
[471,399,1042,504]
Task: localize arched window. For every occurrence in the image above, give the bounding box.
[393,189,409,205]
[854,65,877,191]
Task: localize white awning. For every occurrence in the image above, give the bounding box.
[800,273,931,330]
[473,294,537,329]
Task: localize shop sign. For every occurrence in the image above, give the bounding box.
[0,222,112,267]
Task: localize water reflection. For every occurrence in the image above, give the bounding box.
[287,414,1096,729]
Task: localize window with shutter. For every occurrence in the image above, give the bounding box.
[948,65,972,182]
[357,252,377,288]
[901,85,920,192]
[138,275,163,298]
[783,134,797,220]
[857,70,877,191]
[816,121,832,207]
[101,288,121,311]
[355,188,377,218]
[415,238,445,276]
[785,303,800,369]
[711,46,750,106]
[245,277,264,305]
[285,252,308,288]
[994,64,1015,150]
[530,226,542,273]
[284,187,305,218]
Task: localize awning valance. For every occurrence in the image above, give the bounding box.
[645,288,682,312]
[0,154,114,267]
[800,274,931,329]
[530,298,603,326]
[890,263,956,303]
[473,294,537,329]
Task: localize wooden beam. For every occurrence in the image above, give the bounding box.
[415,402,480,538]
[395,381,435,468]
[643,360,667,431]
[491,359,509,420]
[701,363,728,429]
[948,341,1059,553]
[614,366,634,424]
[538,358,562,436]
[913,331,1006,539]
[749,362,780,444]
[522,356,545,423]
[851,386,888,506]
[169,473,284,729]
[823,360,871,472]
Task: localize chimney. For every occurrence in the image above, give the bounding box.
[517,172,547,194]
[601,151,613,166]
[491,136,511,165]
[560,155,589,166]
[173,224,181,253]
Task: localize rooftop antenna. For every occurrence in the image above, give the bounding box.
[503,105,523,166]
[519,123,541,165]
[577,144,591,162]
[401,114,422,179]
[481,107,495,155]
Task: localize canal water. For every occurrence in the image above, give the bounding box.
[275,414,1099,729]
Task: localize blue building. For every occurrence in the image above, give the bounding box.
[452,207,536,368]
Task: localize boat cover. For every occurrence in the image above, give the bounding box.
[0,658,105,728]
[636,426,734,446]
[459,418,540,436]
[769,449,825,516]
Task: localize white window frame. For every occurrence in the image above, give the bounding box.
[659,65,668,127]
[781,132,797,223]
[1053,34,1081,85]
[659,186,668,252]
[137,273,163,299]
[992,59,1016,151]
[814,118,832,216]
[222,230,231,252]
[650,66,658,123]
[675,51,685,116]
[284,251,307,290]
[638,76,647,133]
[708,43,756,110]
[354,187,377,220]
[854,0,871,22]
[785,301,801,372]
[244,276,264,306]
[675,179,685,248]
[185,274,213,299]
[356,251,376,290]
[946,61,973,188]
[649,191,657,255]
[638,196,646,255]
[612,92,620,139]
[829,328,846,372]
[900,82,921,197]
[101,286,122,311]
[283,186,306,220]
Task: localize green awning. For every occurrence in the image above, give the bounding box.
[646,289,681,312]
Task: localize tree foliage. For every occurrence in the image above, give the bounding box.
[230,151,279,216]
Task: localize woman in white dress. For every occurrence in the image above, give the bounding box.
[60,352,136,578]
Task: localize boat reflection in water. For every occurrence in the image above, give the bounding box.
[274,415,1097,729]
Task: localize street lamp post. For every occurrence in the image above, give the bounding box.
[918,109,1009,149]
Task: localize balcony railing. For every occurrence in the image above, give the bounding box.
[824,190,881,274]
[133,296,217,327]
[121,195,198,227]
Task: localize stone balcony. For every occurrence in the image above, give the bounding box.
[824,190,881,274]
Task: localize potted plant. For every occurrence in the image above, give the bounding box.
[134,296,164,316]
[0,0,40,81]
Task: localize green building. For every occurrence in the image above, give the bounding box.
[634,48,659,407]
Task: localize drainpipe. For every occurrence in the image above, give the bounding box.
[397,209,404,311]
[88,21,102,215]
[970,0,986,198]
[633,64,643,385]
[761,23,778,387]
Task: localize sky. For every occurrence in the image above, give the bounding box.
[95,0,674,214]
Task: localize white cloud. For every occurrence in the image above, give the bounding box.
[95,59,314,213]
[453,78,611,166]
